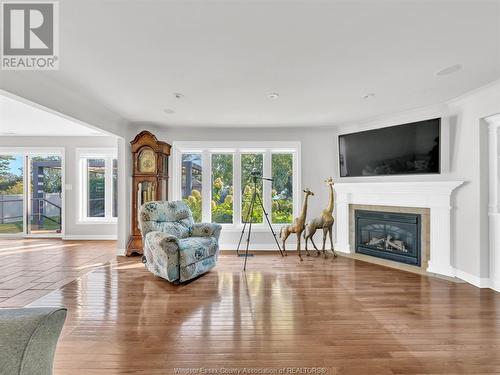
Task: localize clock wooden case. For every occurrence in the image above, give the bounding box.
[127,131,171,256]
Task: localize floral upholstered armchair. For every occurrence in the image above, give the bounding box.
[139,201,222,283]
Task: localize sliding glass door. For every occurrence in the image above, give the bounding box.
[0,149,63,237]
[0,153,24,234]
[28,154,62,235]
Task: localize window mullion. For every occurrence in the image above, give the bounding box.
[201,150,211,223]
[263,150,272,223]
[293,152,300,219]
[104,157,113,219]
[82,158,88,220]
[233,152,241,226]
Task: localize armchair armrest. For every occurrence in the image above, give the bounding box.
[191,223,222,240]
[144,231,179,255]
[143,231,181,282]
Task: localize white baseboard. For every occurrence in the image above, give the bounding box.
[455,269,491,289]
[63,234,117,240]
[116,248,127,256]
[334,242,352,254]
[219,243,282,251]
[426,261,456,279]
[489,278,500,292]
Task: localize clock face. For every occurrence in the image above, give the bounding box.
[138,148,156,173]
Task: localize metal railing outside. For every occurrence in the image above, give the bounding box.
[0,194,62,232]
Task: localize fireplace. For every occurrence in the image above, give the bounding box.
[355,210,421,266]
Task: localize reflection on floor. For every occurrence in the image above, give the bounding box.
[18,244,500,375]
[0,239,116,307]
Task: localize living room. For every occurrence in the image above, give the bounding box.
[1,1,499,374]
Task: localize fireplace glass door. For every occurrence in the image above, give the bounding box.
[355,210,421,266]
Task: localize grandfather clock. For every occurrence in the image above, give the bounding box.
[126,131,171,256]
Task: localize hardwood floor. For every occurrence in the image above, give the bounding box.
[3,241,493,375]
[0,238,116,307]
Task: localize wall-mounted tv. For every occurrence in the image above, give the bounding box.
[339,118,440,177]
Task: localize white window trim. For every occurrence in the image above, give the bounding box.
[76,148,117,224]
[171,141,301,231]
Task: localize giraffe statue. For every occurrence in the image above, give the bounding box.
[280,189,314,261]
[304,177,337,258]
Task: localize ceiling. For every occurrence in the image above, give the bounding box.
[0,93,107,136]
[2,0,500,128]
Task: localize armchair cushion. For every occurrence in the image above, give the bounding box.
[179,237,218,265]
[143,221,191,239]
[140,201,193,238]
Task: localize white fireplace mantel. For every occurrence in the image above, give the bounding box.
[334,181,464,278]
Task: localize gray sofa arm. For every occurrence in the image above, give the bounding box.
[191,223,222,240]
[0,307,67,375]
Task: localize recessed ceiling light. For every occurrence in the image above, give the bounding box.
[164,108,175,114]
[362,93,375,99]
[173,93,184,99]
[268,93,279,99]
[436,64,463,76]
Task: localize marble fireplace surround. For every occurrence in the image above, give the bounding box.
[334,181,464,278]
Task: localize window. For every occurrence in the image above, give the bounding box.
[241,153,263,223]
[272,153,293,223]
[181,153,202,222]
[78,149,118,223]
[211,154,233,223]
[87,159,105,217]
[173,142,300,228]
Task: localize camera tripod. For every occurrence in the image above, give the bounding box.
[236,172,284,271]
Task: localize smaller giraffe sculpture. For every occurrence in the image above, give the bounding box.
[304,177,337,258]
[280,188,315,261]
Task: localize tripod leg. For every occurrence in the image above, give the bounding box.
[243,191,257,271]
[236,201,252,255]
[255,193,284,257]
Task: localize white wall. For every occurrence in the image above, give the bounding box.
[0,136,119,239]
[117,137,132,253]
[334,81,500,285]
[125,125,337,250]
[447,83,500,283]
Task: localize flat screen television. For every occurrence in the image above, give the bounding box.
[339,118,440,177]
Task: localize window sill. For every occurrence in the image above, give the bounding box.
[77,219,118,225]
[202,223,290,232]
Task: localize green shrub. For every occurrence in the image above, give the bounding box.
[183,189,202,222]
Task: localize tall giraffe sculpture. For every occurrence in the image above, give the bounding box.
[304,177,337,258]
[280,188,314,261]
